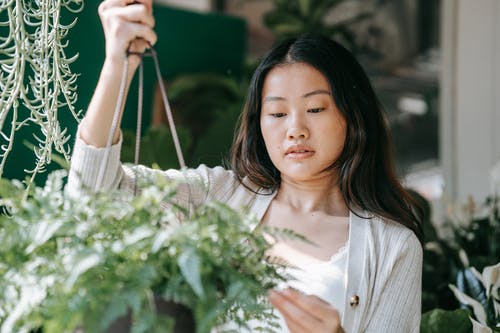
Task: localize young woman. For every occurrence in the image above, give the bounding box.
[67,0,423,332]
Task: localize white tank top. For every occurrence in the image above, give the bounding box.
[218,244,348,332]
[273,244,348,332]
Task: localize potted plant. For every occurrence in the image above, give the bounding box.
[421,192,500,333]
[0,170,297,333]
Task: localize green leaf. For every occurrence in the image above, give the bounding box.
[64,252,101,290]
[98,294,130,332]
[0,177,24,201]
[420,308,472,333]
[178,248,204,298]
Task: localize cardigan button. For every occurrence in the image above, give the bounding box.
[349,295,360,307]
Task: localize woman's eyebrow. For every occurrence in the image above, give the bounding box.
[303,89,331,98]
[263,89,331,103]
[262,96,285,103]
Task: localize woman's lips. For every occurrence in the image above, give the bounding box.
[285,146,315,159]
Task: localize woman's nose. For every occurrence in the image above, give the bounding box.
[286,117,309,140]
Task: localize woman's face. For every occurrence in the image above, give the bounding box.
[260,62,347,183]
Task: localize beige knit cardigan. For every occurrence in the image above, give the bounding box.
[67,133,423,333]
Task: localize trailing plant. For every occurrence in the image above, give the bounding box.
[0,170,298,333]
[0,0,83,185]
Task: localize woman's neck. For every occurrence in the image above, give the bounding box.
[276,175,349,216]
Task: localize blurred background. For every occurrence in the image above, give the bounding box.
[5,0,500,216]
[5,0,500,221]
[73,0,498,220]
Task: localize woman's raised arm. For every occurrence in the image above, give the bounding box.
[79,0,157,147]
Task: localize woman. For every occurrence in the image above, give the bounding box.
[67,0,423,332]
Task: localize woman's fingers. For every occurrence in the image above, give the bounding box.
[99,0,152,13]
[128,37,154,54]
[98,0,156,64]
[280,288,337,321]
[268,289,343,333]
[106,5,155,27]
[282,318,312,333]
[269,290,321,330]
[106,19,157,46]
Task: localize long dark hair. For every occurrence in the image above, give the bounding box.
[230,33,424,244]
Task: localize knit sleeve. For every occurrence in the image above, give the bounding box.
[363,232,423,333]
[119,163,236,208]
[66,130,124,197]
[65,128,238,208]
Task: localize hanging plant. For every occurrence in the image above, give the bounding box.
[0,170,301,333]
[0,0,83,185]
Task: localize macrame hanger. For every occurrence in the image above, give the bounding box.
[96,42,186,193]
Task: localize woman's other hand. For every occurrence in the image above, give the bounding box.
[98,0,157,70]
[269,288,345,333]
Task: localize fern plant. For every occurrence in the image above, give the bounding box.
[0,170,297,333]
[0,0,83,186]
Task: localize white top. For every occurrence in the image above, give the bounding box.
[66,130,423,333]
[284,244,348,318]
[220,245,348,333]
[279,245,348,332]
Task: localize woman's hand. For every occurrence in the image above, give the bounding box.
[269,288,345,333]
[98,0,157,71]
[79,0,157,147]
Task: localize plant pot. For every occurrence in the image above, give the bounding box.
[106,297,195,333]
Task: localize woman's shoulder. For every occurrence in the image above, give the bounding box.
[185,165,273,214]
[179,164,266,196]
[362,214,422,254]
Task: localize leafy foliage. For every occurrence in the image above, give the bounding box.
[420,308,472,333]
[422,194,500,312]
[262,0,377,50]
[421,193,500,332]
[122,71,247,169]
[121,124,193,170]
[445,196,500,271]
[0,170,291,333]
[0,0,83,185]
[449,264,500,332]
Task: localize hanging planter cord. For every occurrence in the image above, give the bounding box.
[96,42,186,193]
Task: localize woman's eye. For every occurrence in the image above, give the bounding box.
[271,112,286,118]
[308,107,325,113]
